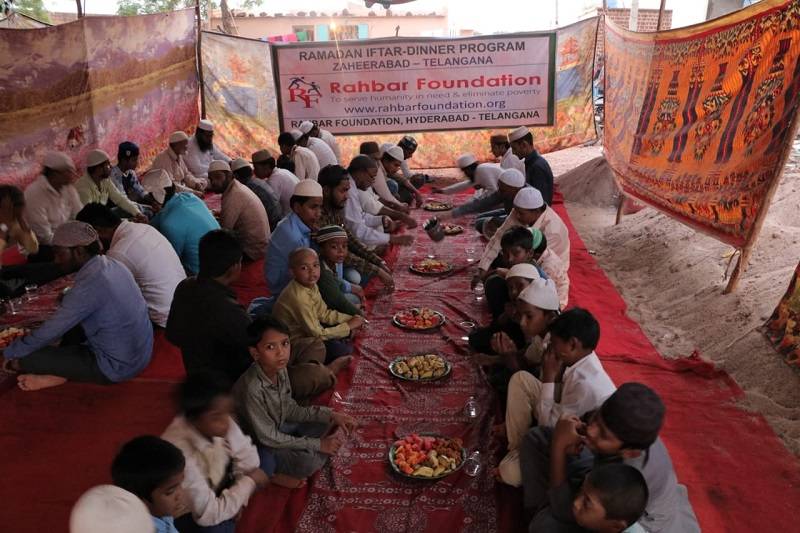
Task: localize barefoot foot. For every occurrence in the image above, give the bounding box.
[271,473,307,489]
[327,355,352,375]
[17,374,67,391]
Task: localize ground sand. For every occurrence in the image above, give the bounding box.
[539,143,800,457]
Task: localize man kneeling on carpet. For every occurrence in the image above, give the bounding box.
[234,316,358,483]
[520,383,700,533]
[162,372,278,532]
[1,221,153,391]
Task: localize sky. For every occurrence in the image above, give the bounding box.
[43,0,711,30]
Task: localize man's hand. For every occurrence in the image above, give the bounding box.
[331,411,358,435]
[382,217,398,232]
[379,260,392,273]
[350,284,365,299]
[494,267,510,279]
[401,215,418,229]
[389,234,414,246]
[490,331,517,357]
[552,415,585,456]
[377,269,395,291]
[347,316,365,331]
[541,347,563,384]
[245,468,270,489]
[320,434,344,455]
[413,190,425,207]
[132,213,148,224]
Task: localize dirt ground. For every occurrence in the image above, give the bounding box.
[541,143,800,457]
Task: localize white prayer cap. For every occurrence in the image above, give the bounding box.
[507,263,542,281]
[514,187,544,210]
[43,151,76,173]
[290,129,303,141]
[508,126,530,142]
[230,157,251,172]
[518,278,560,311]
[140,169,172,204]
[208,159,231,174]
[169,131,189,144]
[52,221,99,247]
[198,119,214,132]
[384,145,405,162]
[299,121,314,134]
[294,179,323,197]
[69,485,155,533]
[456,153,477,168]
[85,149,110,168]
[499,168,525,188]
[380,142,394,155]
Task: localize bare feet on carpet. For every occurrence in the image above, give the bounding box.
[271,473,307,489]
[17,374,67,391]
[327,356,352,375]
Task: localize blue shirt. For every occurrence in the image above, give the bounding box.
[151,192,220,275]
[110,165,148,202]
[5,255,153,382]
[152,516,179,533]
[264,212,311,295]
[333,261,352,293]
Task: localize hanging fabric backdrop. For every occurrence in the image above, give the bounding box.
[763,260,800,367]
[604,0,800,248]
[203,17,598,167]
[0,9,199,188]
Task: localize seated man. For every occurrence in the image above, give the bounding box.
[309,122,341,163]
[24,151,82,255]
[509,126,555,206]
[278,131,319,181]
[252,149,298,215]
[1,221,153,391]
[151,130,207,194]
[397,135,431,196]
[491,133,525,174]
[144,169,220,275]
[298,121,338,168]
[0,184,39,269]
[234,315,358,482]
[207,160,271,262]
[442,168,526,235]
[76,203,185,328]
[184,119,230,183]
[75,149,146,222]
[373,146,419,209]
[110,141,158,216]
[231,157,283,230]
[273,248,364,361]
[359,141,381,163]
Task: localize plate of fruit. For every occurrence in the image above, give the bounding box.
[442,223,463,235]
[0,326,27,350]
[409,258,452,275]
[389,433,465,479]
[392,308,445,331]
[422,200,453,212]
[389,353,451,382]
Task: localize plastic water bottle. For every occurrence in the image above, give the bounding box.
[464,396,479,418]
[473,282,485,302]
[463,450,482,477]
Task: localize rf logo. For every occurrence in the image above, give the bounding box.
[287,77,322,108]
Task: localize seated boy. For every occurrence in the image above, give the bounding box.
[162,372,271,532]
[111,435,187,533]
[273,248,364,361]
[530,463,649,533]
[233,316,358,482]
[500,307,615,487]
[520,383,700,533]
[316,225,364,310]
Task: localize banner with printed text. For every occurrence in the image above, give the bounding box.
[0,10,199,189]
[204,18,597,168]
[604,0,800,247]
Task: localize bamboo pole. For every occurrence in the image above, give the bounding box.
[196,1,207,119]
[656,0,667,31]
[615,194,625,225]
[76,0,83,18]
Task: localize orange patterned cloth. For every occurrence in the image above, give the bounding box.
[764,260,800,367]
[604,0,800,247]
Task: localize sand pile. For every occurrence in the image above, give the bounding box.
[555,155,620,207]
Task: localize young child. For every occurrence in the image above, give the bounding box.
[529,464,649,533]
[315,225,365,311]
[273,248,365,361]
[500,307,615,488]
[233,316,358,483]
[520,383,700,533]
[503,226,569,309]
[161,372,272,532]
[111,436,187,533]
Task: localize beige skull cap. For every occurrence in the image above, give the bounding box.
[208,159,231,173]
[85,149,110,168]
[230,157,251,172]
[169,131,189,144]
[293,179,323,197]
[43,151,77,173]
[198,119,214,131]
[508,126,530,142]
[52,221,100,248]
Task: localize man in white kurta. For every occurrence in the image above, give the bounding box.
[252,149,300,214]
[24,151,83,245]
[184,119,231,182]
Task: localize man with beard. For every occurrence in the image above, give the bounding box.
[151,130,207,194]
[184,119,231,182]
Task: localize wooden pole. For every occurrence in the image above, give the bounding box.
[656,0,667,31]
[75,0,83,18]
[615,194,625,225]
[196,1,207,119]
[724,108,800,294]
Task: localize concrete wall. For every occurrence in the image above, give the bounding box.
[706,0,746,20]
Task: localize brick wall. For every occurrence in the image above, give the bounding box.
[596,8,673,60]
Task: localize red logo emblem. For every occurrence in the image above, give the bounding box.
[288,77,322,108]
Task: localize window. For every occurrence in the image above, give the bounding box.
[330,24,359,40]
[292,25,314,41]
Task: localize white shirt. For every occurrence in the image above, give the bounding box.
[108,220,186,327]
[185,136,231,180]
[474,163,502,193]
[372,163,397,203]
[344,177,389,247]
[479,205,571,271]
[537,351,616,428]
[358,188,384,216]
[400,159,414,179]
[266,168,300,213]
[23,175,83,245]
[162,415,259,527]
[319,129,341,163]
[501,147,525,174]
[307,137,338,168]
[538,248,569,309]
[292,145,320,181]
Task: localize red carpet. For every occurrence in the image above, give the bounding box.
[1,193,799,532]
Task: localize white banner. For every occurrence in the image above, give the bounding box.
[272,33,556,134]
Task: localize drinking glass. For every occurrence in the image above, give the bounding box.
[463,451,482,477]
[24,284,38,302]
